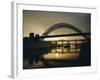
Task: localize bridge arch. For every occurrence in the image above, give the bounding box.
[42,23,82,36]
[42,23,87,39]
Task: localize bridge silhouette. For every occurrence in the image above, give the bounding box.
[23,23,91,69]
[28,32,90,54]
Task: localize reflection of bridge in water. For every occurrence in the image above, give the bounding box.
[49,39,87,53]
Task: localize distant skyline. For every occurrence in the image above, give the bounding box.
[23,10,91,37]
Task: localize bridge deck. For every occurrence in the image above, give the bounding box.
[39,33,90,38]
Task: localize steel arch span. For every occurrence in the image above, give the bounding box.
[42,23,83,34]
[41,23,89,39]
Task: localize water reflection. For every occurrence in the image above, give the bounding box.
[23,35,90,69]
[43,53,80,60]
[43,48,80,60]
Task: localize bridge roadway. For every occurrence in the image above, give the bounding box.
[38,33,90,39]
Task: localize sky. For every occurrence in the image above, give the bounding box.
[23,10,91,38]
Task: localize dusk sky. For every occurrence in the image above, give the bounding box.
[23,10,91,37]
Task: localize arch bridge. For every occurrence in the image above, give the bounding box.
[40,23,90,53]
[41,23,90,39]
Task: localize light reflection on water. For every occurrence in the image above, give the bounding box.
[43,48,80,60]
